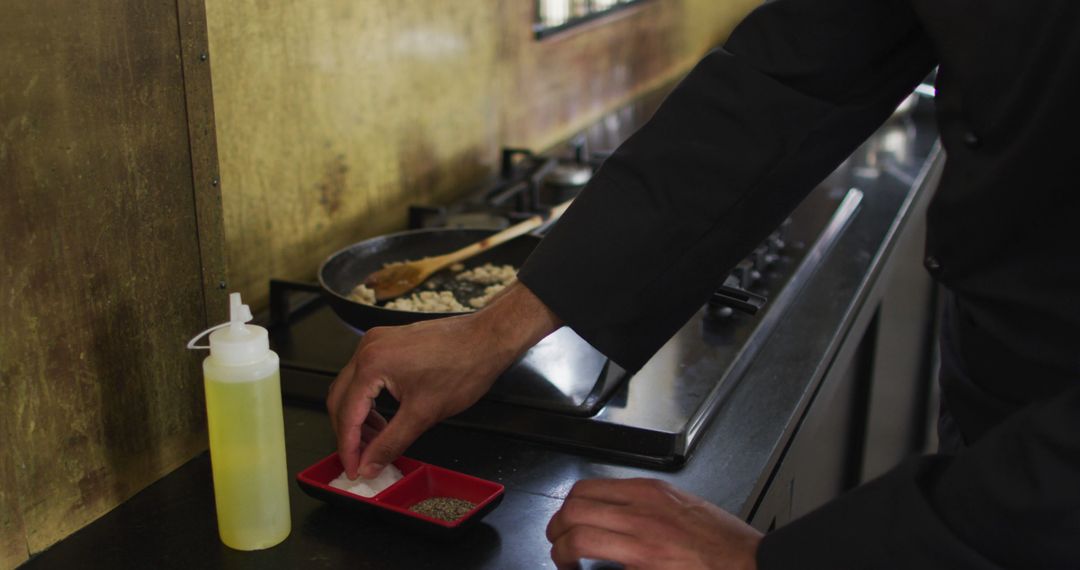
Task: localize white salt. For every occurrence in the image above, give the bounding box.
[328,464,403,497]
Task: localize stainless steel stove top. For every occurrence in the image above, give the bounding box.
[264,180,861,469]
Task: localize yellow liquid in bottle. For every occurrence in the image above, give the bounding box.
[204,367,291,550]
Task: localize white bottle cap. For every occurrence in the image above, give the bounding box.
[187,293,270,366]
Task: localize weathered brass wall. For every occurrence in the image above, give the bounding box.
[0,0,758,558]
[0,413,25,568]
[206,0,761,308]
[0,0,224,559]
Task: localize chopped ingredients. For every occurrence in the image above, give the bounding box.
[468,283,508,309]
[385,290,471,313]
[408,497,476,522]
[455,263,516,285]
[350,283,377,305]
[348,262,517,313]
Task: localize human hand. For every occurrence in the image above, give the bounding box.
[547,478,762,570]
[327,282,561,479]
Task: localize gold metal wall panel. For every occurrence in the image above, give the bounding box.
[0,0,213,554]
[206,0,761,308]
[0,413,28,567]
[0,0,757,553]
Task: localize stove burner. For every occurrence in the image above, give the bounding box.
[408,147,594,231]
[544,135,595,188]
[266,281,628,417]
[265,141,864,469]
[545,162,593,187]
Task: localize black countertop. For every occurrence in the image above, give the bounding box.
[21,100,943,569]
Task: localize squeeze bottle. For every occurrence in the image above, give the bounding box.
[187,293,291,550]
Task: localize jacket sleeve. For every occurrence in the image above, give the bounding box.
[758,385,1080,569]
[517,0,935,372]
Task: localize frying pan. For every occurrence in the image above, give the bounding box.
[318,228,541,331]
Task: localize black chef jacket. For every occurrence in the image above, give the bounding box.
[517,0,1080,567]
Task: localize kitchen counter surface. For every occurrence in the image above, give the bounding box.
[21,100,942,569]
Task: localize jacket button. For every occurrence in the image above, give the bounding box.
[962,131,981,149]
[924,255,942,273]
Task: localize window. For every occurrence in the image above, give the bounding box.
[535,0,649,39]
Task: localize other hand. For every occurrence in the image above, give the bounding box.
[547,478,763,570]
[327,282,561,479]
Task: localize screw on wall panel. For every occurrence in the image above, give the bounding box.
[218,281,227,289]
[211,178,219,187]
[199,52,208,61]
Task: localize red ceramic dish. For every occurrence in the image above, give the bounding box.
[296,452,504,537]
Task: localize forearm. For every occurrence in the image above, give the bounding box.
[330,281,564,478]
[470,280,563,365]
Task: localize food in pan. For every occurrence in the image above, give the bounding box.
[468,283,509,309]
[348,262,517,313]
[328,464,404,497]
[386,290,471,313]
[456,263,515,285]
[350,283,377,305]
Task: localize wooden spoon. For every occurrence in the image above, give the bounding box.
[363,199,574,302]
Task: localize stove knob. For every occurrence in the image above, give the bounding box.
[710,305,735,319]
[752,244,780,272]
[732,260,760,289]
[708,284,768,317]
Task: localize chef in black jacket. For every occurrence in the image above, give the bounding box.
[328,0,1080,567]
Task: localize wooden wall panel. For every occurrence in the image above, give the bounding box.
[0,0,214,554]
[0,413,28,568]
[205,0,762,309]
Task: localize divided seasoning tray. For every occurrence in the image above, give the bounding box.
[296,452,504,537]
